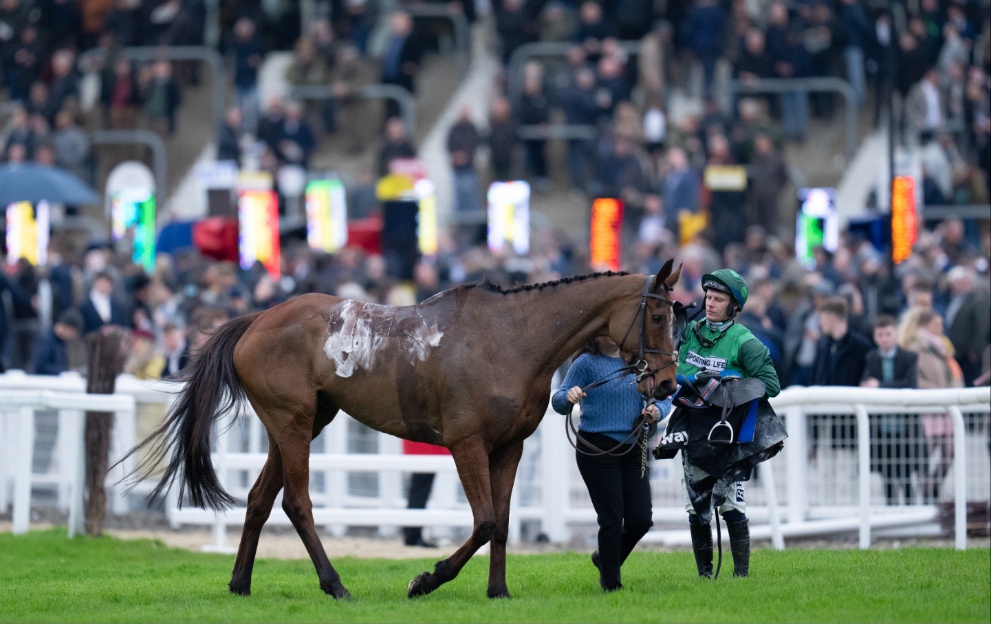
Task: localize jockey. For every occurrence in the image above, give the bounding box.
[673,268,780,578]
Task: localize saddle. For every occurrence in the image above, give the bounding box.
[652,370,787,483]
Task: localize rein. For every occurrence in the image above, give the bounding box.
[563,275,678,476]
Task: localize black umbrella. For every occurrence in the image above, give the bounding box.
[0,162,100,206]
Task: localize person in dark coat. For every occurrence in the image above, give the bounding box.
[377,116,416,177]
[0,269,34,372]
[809,296,874,459]
[78,270,130,335]
[28,309,84,375]
[944,267,991,386]
[379,9,423,119]
[216,105,243,166]
[860,315,925,505]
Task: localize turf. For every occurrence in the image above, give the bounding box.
[0,530,988,623]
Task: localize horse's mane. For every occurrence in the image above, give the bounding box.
[465,270,630,295]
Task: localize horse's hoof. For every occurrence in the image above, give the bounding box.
[229,582,251,597]
[407,572,434,598]
[487,588,511,599]
[322,584,352,600]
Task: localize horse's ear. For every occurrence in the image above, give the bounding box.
[664,263,683,289]
[652,259,681,291]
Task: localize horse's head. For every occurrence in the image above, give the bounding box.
[616,259,683,400]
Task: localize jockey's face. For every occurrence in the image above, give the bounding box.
[704,289,733,323]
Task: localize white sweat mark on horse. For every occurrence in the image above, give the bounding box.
[323,300,443,377]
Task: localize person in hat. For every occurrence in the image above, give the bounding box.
[672,269,780,578]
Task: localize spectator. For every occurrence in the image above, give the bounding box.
[52,110,91,182]
[905,68,945,142]
[379,10,423,120]
[559,66,600,193]
[257,96,285,153]
[400,426,447,548]
[124,327,165,379]
[765,1,810,142]
[78,270,129,335]
[28,308,84,376]
[901,308,964,502]
[809,295,873,460]
[943,266,991,385]
[41,49,80,126]
[3,104,34,158]
[216,105,243,166]
[446,103,482,214]
[746,133,788,239]
[334,0,375,54]
[101,57,141,136]
[860,314,923,505]
[160,321,188,378]
[660,146,701,241]
[4,23,41,103]
[377,116,415,177]
[8,258,41,371]
[0,268,33,372]
[328,42,373,153]
[275,100,317,168]
[140,59,181,137]
[487,96,517,182]
[285,36,330,129]
[573,0,610,60]
[103,0,142,48]
[837,0,872,108]
[682,0,726,99]
[231,16,264,136]
[519,68,551,191]
[495,0,534,66]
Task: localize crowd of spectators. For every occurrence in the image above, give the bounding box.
[1,2,989,395]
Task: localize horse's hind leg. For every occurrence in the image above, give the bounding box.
[230,441,284,596]
[486,440,524,599]
[408,438,495,598]
[279,424,351,600]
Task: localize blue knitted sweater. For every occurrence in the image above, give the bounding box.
[551,353,673,443]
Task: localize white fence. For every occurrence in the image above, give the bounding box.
[1,370,988,550]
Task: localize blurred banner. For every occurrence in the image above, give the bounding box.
[590,197,623,271]
[5,200,49,266]
[486,181,530,256]
[305,179,348,254]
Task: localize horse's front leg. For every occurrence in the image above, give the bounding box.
[486,439,524,599]
[229,440,284,595]
[279,424,352,600]
[407,437,495,598]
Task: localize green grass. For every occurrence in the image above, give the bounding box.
[0,530,988,623]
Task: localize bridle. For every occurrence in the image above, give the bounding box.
[613,273,679,398]
[566,275,680,467]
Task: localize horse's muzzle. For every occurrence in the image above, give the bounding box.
[653,378,676,399]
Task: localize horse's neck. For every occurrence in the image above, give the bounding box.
[498,276,638,373]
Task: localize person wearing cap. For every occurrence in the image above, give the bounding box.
[670,268,780,578]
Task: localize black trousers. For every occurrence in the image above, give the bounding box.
[404,472,435,544]
[576,433,653,590]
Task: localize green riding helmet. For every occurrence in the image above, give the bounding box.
[701,268,748,312]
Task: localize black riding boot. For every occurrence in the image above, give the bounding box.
[726,519,750,577]
[689,523,713,578]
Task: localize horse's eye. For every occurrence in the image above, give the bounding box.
[651,314,663,323]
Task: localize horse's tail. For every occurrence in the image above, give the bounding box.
[122,312,260,511]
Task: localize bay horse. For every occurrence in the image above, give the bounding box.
[128,260,682,600]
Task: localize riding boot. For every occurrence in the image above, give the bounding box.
[726,519,750,577]
[689,523,713,578]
